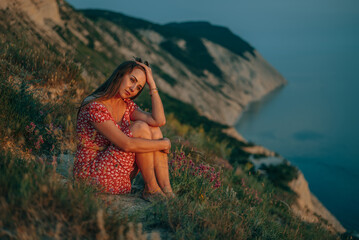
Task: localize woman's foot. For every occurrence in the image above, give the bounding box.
[161,186,176,199]
[141,187,166,202]
[163,191,176,199]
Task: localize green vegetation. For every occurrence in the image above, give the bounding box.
[0,35,158,238]
[151,64,178,86]
[81,9,223,78]
[0,5,351,239]
[159,38,222,78]
[260,162,299,191]
[164,21,256,61]
[140,149,339,239]
[0,152,147,239]
[0,39,81,155]
[75,41,118,79]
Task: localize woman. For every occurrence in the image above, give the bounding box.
[74,58,174,200]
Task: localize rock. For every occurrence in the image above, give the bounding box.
[0,0,66,47]
[241,145,277,157]
[2,0,63,27]
[222,127,248,143]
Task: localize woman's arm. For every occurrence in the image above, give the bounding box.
[131,62,166,127]
[91,120,170,153]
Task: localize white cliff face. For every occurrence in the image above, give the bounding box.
[0,0,63,27]
[0,0,67,47]
[201,39,287,120]
[125,30,287,126]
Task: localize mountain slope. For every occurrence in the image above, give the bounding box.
[1,0,286,126]
[79,9,287,126]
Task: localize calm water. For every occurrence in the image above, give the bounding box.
[235,43,359,232]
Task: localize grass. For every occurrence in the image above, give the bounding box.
[0,36,158,239]
[0,38,83,155]
[138,148,342,240]
[0,151,160,239]
[1,40,81,87]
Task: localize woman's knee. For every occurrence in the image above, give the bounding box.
[150,127,163,139]
[131,121,152,139]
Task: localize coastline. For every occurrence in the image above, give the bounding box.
[230,74,359,235]
[224,126,347,234]
[233,83,287,129]
[224,79,347,233]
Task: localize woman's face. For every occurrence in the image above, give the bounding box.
[118,67,146,99]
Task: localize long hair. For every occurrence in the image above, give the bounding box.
[77,58,149,117]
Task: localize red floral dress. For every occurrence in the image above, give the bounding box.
[74,99,138,194]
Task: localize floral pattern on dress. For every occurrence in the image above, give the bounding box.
[74,98,138,194]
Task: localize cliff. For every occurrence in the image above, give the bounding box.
[0,0,286,126]
[240,143,346,234]
[289,171,346,233]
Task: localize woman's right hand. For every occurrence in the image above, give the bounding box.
[161,137,171,154]
[135,61,156,88]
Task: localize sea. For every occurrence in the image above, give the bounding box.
[235,26,359,232]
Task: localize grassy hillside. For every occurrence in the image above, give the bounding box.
[1,33,350,240]
[0,3,352,239]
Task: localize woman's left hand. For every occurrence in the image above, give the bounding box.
[135,61,156,88]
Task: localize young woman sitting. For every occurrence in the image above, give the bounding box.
[73,58,174,200]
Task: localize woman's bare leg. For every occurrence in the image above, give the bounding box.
[130,121,164,195]
[149,126,173,193]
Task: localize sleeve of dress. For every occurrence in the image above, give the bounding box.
[128,100,139,119]
[86,102,113,123]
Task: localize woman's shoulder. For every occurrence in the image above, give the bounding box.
[79,100,109,116]
[83,101,113,123]
[82,101,107,111]
[89,101,106,108]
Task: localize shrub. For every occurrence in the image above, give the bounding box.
[260,162,299,190]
